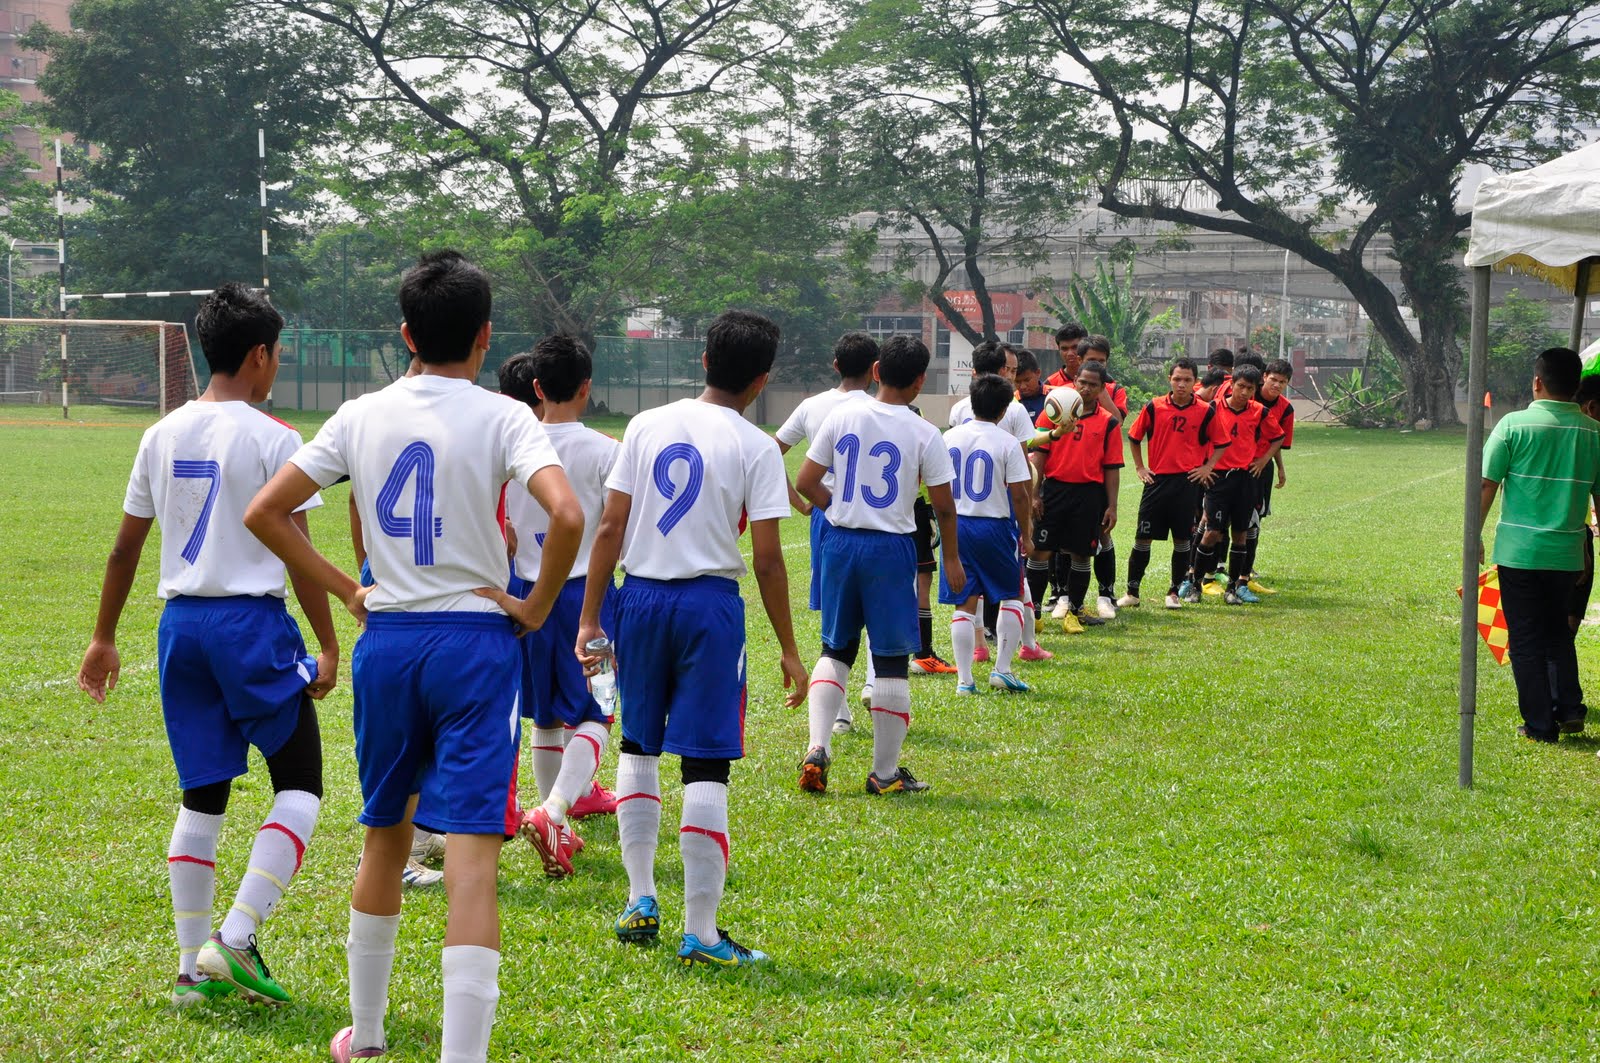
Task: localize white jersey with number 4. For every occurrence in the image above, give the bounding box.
[290,375,562,614]
[775,387,871,491]
[949,395,1035,443]
[942,420,1031,520]
[806,399,954,534]
[124,400,323,600]
[507,420,620,583]
[606,398,789,581]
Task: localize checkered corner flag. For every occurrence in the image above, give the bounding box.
[1457,568,1510,666]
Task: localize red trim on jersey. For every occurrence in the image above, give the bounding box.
[260,822,307,872]
[1257,393,1295,454]
[497,483,509,539]
[256,409,297,431]
[1033,405,1124,484]
[680,825,730,866]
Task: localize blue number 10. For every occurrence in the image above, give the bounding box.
[377,442,443,565]
[171,459,221,564]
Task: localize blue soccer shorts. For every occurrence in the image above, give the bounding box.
[613,575,747,759]
[939,515,1023,606]
[807,506,830,611]
[518,576,617,729]
[158,595,316,791]
[352,612,522,837]
[818,524,919,656]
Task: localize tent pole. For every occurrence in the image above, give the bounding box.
[1461,266,1491,789]
[1572,258,1593,351]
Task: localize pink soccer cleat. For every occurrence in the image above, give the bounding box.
[972,643,991,664]
[520,807,573,878]
[567,780,618,819]
[330,1026,386,1061]
[1018,644,1054,662]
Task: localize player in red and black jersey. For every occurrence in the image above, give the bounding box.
[1245,358,1295,590]
[1123,358,1229,609]
[1078,336,1129,617]
[1045,323,1087,393]
[1190,365,1285,604]
[1027,361,1122,633]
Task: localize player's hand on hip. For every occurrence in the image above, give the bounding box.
[473,586,547,635]
[779,651,809,708]
[1137,467,1154,486]
[77,640,119,703]
[307,651,339,700]
[343,583,373,627]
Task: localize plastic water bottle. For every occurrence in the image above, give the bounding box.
[586,637,618,719]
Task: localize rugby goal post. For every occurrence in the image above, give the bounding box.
[0,318,200,417]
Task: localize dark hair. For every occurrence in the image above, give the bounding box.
[1208,347,1235,369]
[1233,365,1263,389]
[1535,346,1582,400]
[1237,352,1267,374]
[878,335,930,389]
[1078,335,1111,358]
[1575,373,1600,409]
[194,283,283,376]
[528,334,592,404]
[1055,322,1086,344]
[704,310,780,393]
[833,332,878,379]
[497,351,540,409]
[968,373,1013,422]
[1076,361,1108,383]
[1264,359,1293,379]
[399,250,493,364]
[971,341,1007,376]
[1169,358,1198,378]
[1014,348,1040,375]
[1200,367,1228,388]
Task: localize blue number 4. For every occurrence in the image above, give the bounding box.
[377,442,444,565]
[171,459,221,564]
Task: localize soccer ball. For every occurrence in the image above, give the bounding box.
[1042,386,1083,430]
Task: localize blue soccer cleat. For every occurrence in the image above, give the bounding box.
[1178,579,1201,604]
[677,929,769,968]
[1235,585,1262,604]
[988,671,1030,693]
[955,683,978,696]
[615,895,660,944]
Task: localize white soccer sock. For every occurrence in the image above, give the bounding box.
[529,727,567,804]
[347,908,401,1051]
[441,945,500,1063]
[168,806,223,978]
[870,676,912,779]
[1020,577,1038,648]
[863,632,877,688]
[950,610,977,686]
[616,753,661,903]
[808,657,849,750]
[679,781,729,944]
[997,599,1024,669]
[545,721,607,823]
[220,789,319,948]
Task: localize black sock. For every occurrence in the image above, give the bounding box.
[981,599,999,638]
[1126,543,1151,596]
[918,608,934,658]
[1094,545,1117,600]
[1170,546,1190,593]
[1245,529,1259,578]
[1068,558,1092,612]
[1053,553,1071,602]
[1228,545,1249,587]
[1027,559,1051,615]
[1194,542,1218,582]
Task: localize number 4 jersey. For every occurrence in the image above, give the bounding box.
[606,398,790,581]
[807,398,955,534]
[290,375,561,613]
[124,400,323,600]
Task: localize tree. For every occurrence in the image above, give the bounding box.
[265,0,805,343]
[1044,258,1179,370]
[1482,289,1565,409]
[1023,0,1600,425]
[812,0,1082,344]
[25,0,354,314]
[0,89,51,248]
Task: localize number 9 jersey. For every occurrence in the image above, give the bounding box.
[806,399,954,533]
[605,398,790,581]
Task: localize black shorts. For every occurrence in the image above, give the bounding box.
[914,496,936,572]
[1571,527,1595,622]
[1255,467,1274,518]
[1033,479,1106,557]
[1136,473,1201,542]
[1203,470,1257,536]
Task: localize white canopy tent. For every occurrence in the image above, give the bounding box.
[1459,142,1600,786]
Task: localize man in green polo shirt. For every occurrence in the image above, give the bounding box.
[1480,346,1600,743]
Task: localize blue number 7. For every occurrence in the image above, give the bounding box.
[172,460,221,564]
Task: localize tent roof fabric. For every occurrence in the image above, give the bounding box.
[1465,142,1600,297]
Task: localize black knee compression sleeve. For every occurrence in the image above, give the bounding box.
[870,653,909,680]
[182,779,232,816]
[822,640,861,668]
[680,756,731,786]
[265,696,324,798]
[620,738,657,758]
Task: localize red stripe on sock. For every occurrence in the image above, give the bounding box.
[812,678,845,694]
[575,733,602,763]
[531,745,565,752]
[260,823,306,872]
[869,706,911,725]
[1001,607,1024,624]
[680,824,730,866]
[167,854,215,869]
[618,792,663,805]
[951,615,974,625]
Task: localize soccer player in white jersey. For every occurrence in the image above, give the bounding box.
[569,309,807,967]
[796,335,963,796]
[77,284,337,1008]
[948,342,1052,664]
[774,331,877,731]
[245,251,584,1063]
[942,374,1035,693]
[498,337,624,878]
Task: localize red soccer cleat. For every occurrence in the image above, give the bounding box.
[567,780,618,819]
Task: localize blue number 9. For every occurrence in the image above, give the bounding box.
[652,442,704,535]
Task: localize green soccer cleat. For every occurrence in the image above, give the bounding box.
[195,933,290,1006]
[170,973,235,1007]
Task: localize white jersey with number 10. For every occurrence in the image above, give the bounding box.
[942,420,1031,521]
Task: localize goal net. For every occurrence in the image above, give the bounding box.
[0,318,200,416]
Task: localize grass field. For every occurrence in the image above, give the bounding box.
[3,402,1599,1062]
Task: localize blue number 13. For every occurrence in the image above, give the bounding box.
[377,442,443,565]
[835,434,901,509]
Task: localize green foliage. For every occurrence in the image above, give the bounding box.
[1477,289,1566,409]
[25,0,354,314]
[1248,324,1296,362]
[0,89,52,245]
[1328,342,1408,429]
[1042,259,1176,396]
